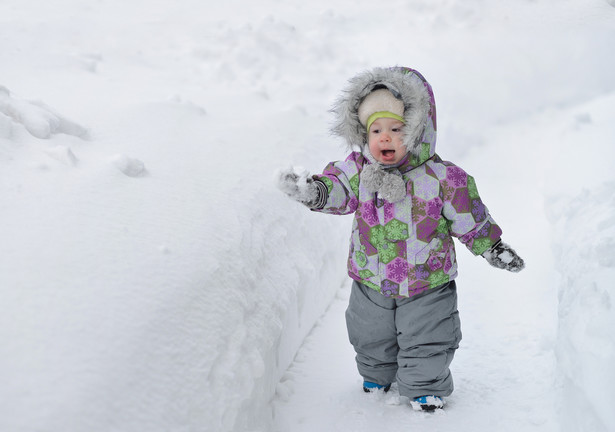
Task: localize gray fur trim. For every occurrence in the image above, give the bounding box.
[361,163,385,193]
[361,163,406,203]
[330,67,431,158]
[360,147,408,203]
[379,173,406,203]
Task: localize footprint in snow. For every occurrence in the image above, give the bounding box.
[44,145,79,166]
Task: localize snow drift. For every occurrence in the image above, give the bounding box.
[552,184,615,432]
[543,92,615,432]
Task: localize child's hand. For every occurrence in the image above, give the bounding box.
[275,166,325,208]
[482,241,525,272]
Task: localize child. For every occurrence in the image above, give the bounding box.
[277,66,524,411]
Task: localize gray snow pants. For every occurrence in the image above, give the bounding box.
[345,280,462,399]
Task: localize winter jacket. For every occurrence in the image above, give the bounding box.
[312,67,502,298]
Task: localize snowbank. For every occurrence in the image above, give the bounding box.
[0,83,349,432]
[551,184,615,432]
[542,93,615,432]
[1,2,354,430]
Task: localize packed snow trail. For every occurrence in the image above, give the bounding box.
[272,259,558,431]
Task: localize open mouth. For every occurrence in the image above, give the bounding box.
[381,149,396,160]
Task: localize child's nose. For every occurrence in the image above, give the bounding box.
[380,132,391,142]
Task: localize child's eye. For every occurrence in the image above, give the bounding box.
[371,129,380,134]
[392,128,401,133]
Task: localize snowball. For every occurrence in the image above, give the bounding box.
[110,154,148,177]
[497,250,514,264]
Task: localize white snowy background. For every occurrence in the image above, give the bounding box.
[1,0,614,431]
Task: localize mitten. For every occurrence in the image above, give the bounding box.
[276,167,327,209]
[482,240,525,272]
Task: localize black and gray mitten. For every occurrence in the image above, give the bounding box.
[276,167,327,209]
[482,240,525,272]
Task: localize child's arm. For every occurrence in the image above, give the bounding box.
[277,153,362,215]
[439,163,525,272]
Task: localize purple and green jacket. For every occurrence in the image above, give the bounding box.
[314,67,502,298]
[313,153,501,298]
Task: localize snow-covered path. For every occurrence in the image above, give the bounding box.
[272,278,557,431]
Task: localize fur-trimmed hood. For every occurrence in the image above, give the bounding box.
[331,67,438,167]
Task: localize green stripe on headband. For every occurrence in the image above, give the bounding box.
[366,111,406,132]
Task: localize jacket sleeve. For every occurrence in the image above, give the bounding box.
[440,163,502,255]
[311,153,362,216]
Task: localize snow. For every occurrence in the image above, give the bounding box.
[552,183,615,432]
[1,0,614,431]
[275,166,320,207]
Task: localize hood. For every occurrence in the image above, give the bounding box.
[330,66,437,166]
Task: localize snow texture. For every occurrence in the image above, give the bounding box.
[0,86,89,140]
[1,0,614,431]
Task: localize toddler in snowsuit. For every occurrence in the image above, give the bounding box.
[277,66,525,411]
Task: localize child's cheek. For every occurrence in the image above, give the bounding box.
[368,141,380,160]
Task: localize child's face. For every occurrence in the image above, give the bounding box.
[368,118,407,165]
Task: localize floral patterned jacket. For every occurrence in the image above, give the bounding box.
[313,151,502,298]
